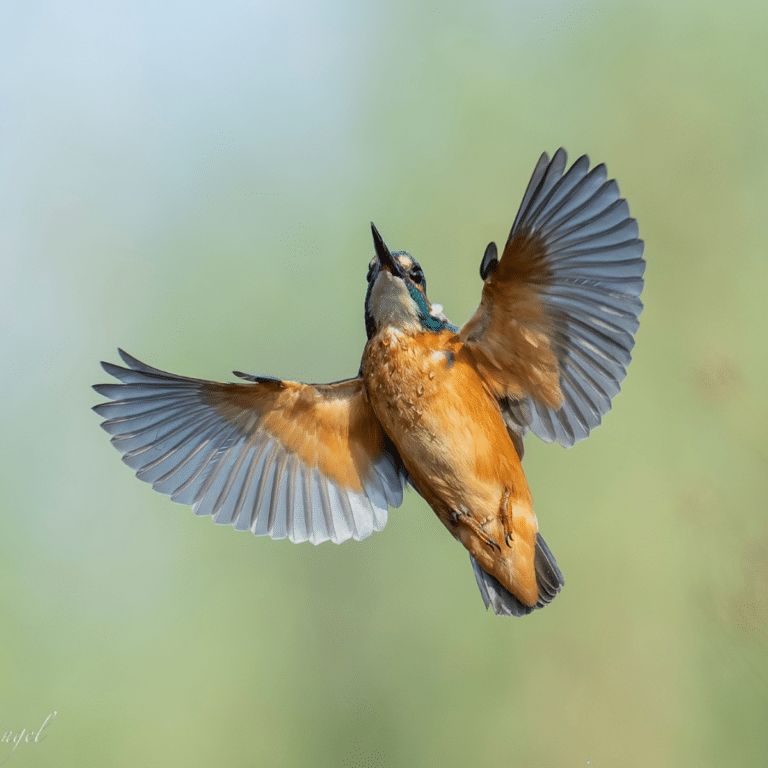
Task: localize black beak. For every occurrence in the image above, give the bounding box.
[370,222,405,277]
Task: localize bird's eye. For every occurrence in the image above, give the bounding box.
[410,266,425,285]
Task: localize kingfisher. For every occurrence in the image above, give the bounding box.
[94,148,644,616]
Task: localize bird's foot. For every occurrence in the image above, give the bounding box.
[500,487,515,549]
[451,508,501,553]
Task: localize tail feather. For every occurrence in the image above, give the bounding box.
[532,533,564,602]
[470,533,564,617]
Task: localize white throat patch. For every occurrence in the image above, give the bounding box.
[368,271,420,333]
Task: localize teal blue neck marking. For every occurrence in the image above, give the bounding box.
[405,282,454,333]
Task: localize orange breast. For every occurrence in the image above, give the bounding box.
[361,328,541,606]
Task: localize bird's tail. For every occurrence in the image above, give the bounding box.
[470,533,564,616]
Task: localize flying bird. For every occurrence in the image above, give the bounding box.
[93,148,644,616]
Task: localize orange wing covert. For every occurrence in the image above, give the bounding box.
[93,350,407,544]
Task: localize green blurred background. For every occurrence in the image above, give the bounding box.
[2,1,766,766]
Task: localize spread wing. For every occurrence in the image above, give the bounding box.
[93,349,407,544]
[459,148,645,447]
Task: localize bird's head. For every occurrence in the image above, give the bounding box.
[364,223,451,339]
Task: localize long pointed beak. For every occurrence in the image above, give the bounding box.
[370,222,405,277]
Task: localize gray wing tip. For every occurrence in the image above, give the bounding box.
[96,350,151,380]
[552,146,568,165]
[98,358,120,376]
[117,348,178,377]
[117,347,140,368]
[99,360,129,379]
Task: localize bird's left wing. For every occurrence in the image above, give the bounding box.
[459,148,645,447]
[93,349,407,544]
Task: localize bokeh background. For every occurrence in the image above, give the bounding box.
[2,1,766,766]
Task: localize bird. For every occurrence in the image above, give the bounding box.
[93,148,644,616]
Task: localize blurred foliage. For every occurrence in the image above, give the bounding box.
[1,0,767,766]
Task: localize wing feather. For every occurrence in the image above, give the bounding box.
[460,149,645,447]
[93,350,407,544]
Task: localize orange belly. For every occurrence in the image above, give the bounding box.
[362,327,541,606]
